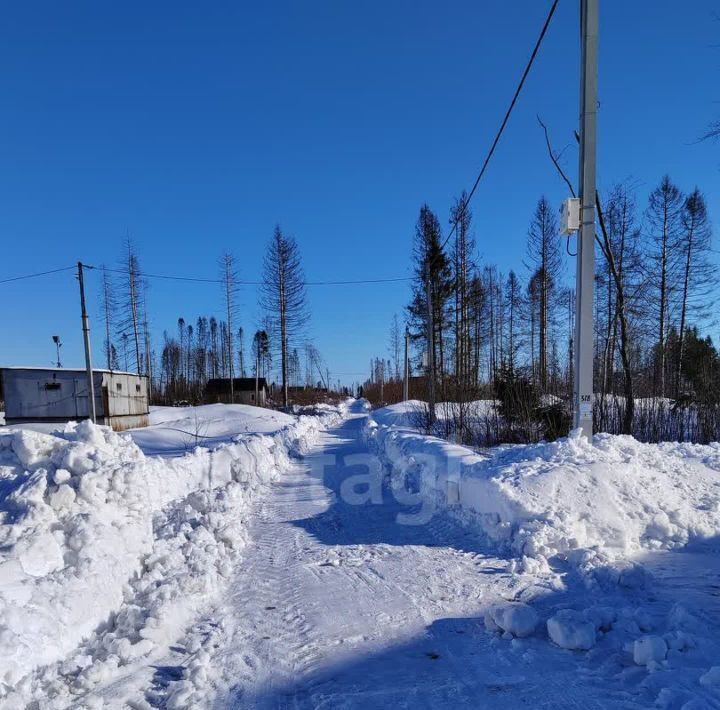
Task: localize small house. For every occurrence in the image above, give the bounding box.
[0,367,149,431]
[205,377,267,406]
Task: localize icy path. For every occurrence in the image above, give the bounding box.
[158,404,647,709]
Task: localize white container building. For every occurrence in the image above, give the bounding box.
[0,367,149,431]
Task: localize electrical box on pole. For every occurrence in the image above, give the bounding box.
[572,0,598,438]
[560,198,581,235]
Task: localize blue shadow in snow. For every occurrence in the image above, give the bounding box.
[289,414,502,557]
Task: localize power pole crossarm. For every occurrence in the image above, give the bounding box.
[77,262,97,424]
[572,0,598,438]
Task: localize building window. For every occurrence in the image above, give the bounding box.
[44,382,61,391]
[136,384,141,393]
[116,383,122,392]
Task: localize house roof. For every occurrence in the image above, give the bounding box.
[206,377,268,391]
[1,367,146,377]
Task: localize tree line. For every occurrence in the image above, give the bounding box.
[366,174,718,444]
[98,227,324,408]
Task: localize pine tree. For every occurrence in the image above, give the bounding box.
[407,204,453,403]
[525,197,562,391]
[220,253,239,402]
[675,189,713,396]
[259,226,309,407]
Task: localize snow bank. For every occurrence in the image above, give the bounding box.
[372,399,498,431]
[0,403,344,702]
[364,419,720,579]
[129,403,297,455]
[371,400,427,429]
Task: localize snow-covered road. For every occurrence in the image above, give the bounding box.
[4,400,720,708]
[154,403,675,709]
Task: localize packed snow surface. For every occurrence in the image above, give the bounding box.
[1,398,720,708]
[0,402,345,706]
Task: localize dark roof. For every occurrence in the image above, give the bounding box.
[205,378,268,393]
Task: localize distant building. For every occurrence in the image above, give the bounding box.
[0,367,149,431]
[205,377,268,406]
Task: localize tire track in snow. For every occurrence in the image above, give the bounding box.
[161,408,652,709]
[171,412,521,708]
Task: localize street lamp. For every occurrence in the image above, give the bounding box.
[52,335,62,368]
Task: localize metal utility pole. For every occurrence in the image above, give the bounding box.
[403,326,410,401]
[425,271,436,424]
[77,262,97,424]
[573,0,598,438]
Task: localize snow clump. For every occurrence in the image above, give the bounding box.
[546,610,596,651]
[484,603,539,638]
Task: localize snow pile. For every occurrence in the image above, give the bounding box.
[367,415,720,704]
[129,403,297,455]
[0,403,344,704]
[365,419,720,578]
[371,400,427,429]
[371,400,498,431]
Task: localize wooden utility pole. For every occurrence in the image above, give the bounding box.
[425,271,436,424]
[226,272,235,404]
[255,348,260,405]
[403,326,409,401]
[77,262,97,424]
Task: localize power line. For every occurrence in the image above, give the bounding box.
[98,266,412,287]
[437,0,560,255]
[100,267,220,284]
[0,265,76,285]
[0,264,412,288]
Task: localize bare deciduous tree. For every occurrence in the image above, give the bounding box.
[117,237,146,375]
[99,266,116,370]
[645,176,684,397]
[388,314,402,381]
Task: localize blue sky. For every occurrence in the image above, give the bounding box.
[1,1,718,386]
